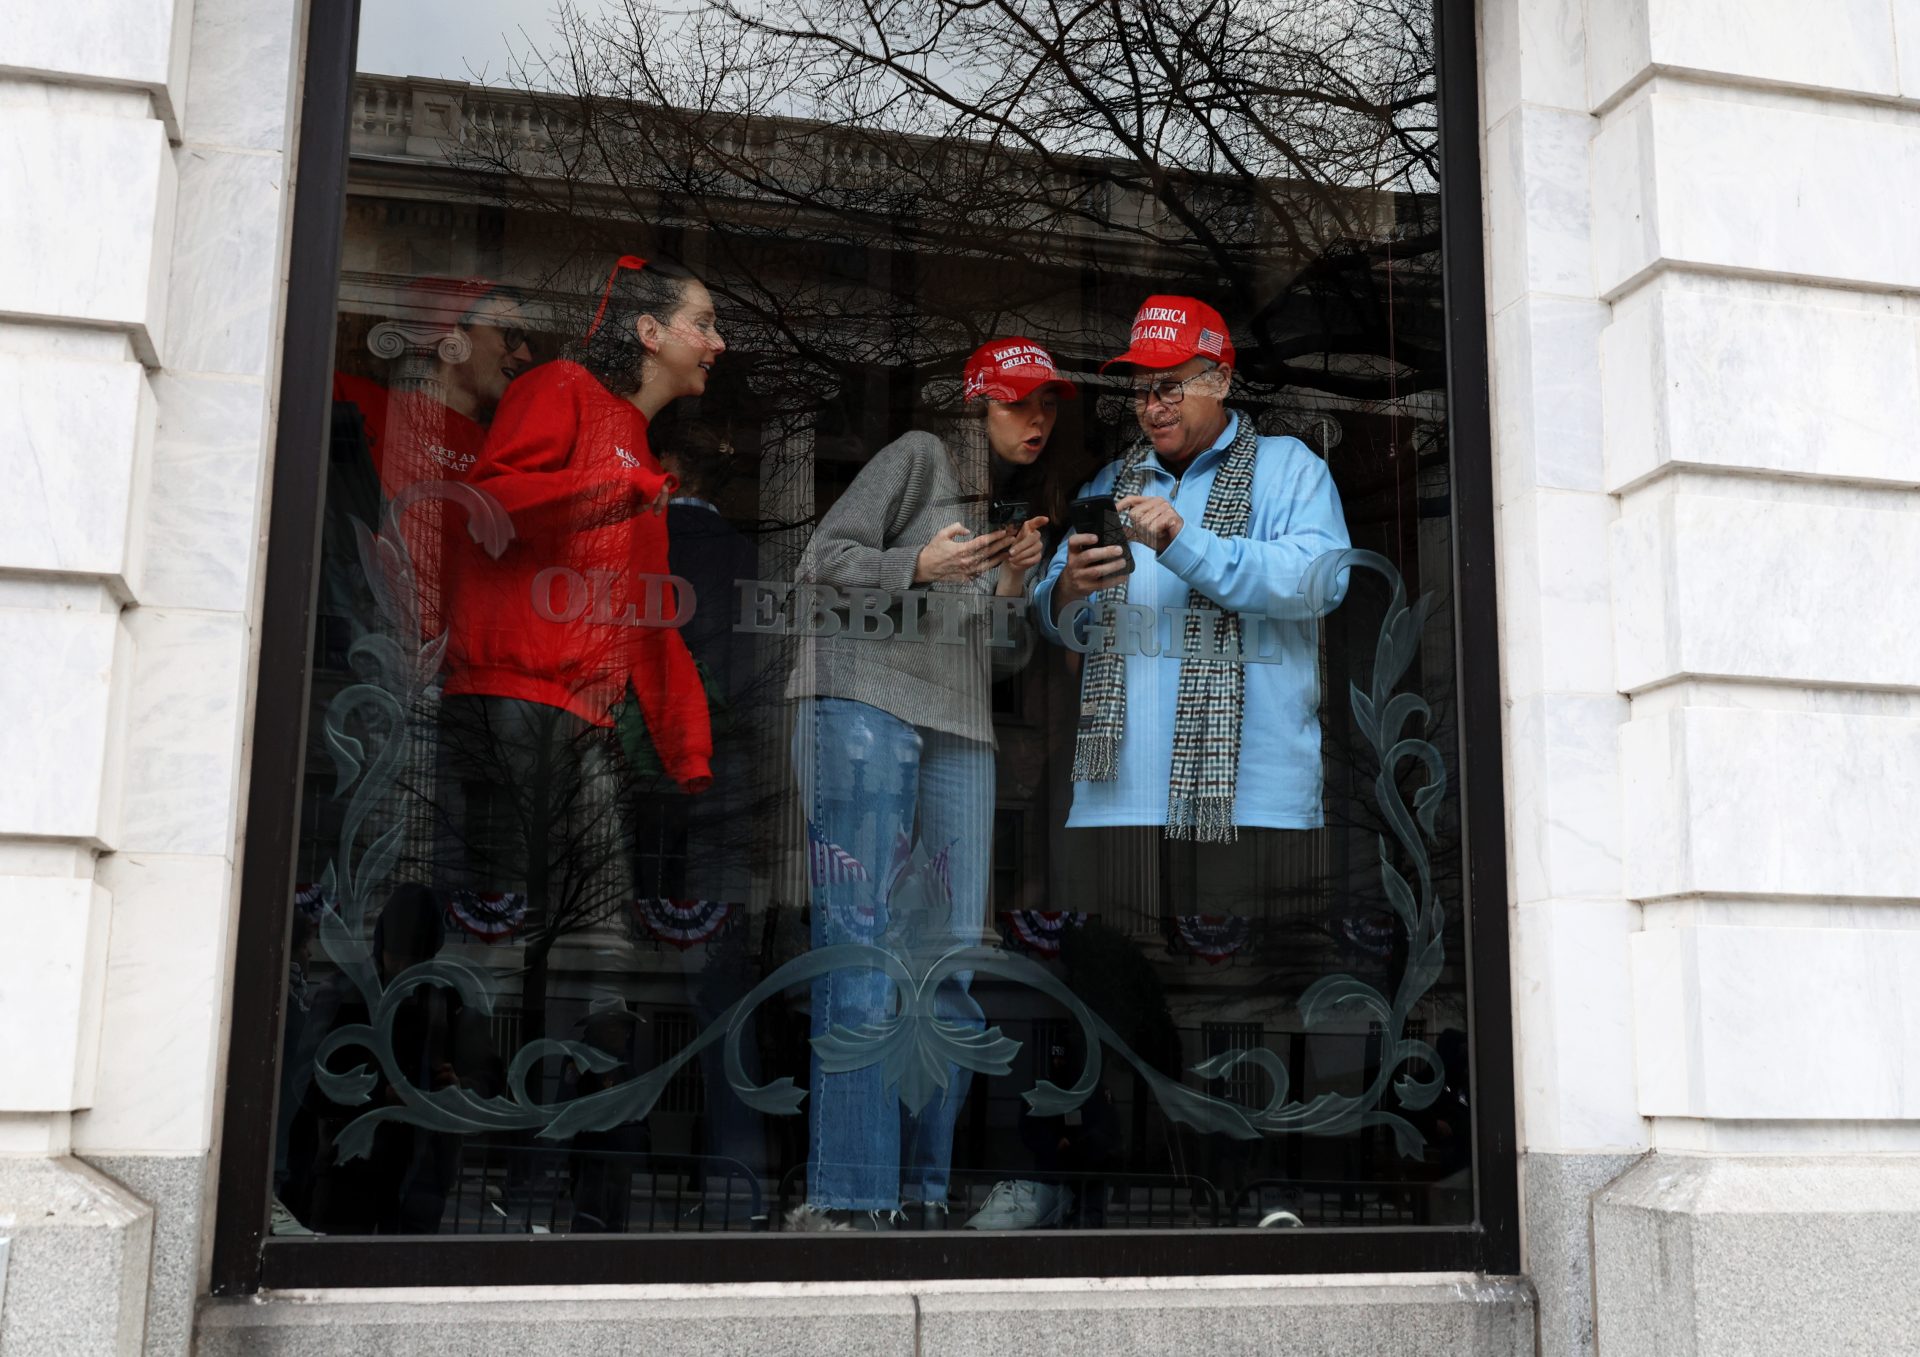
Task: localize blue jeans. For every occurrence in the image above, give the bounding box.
[792,697,992,1210]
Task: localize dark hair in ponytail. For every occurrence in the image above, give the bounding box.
[569,256,700,396]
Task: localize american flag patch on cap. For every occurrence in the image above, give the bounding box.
[1197,327,1224,356]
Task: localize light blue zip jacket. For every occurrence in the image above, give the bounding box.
[1032,412,1351,830]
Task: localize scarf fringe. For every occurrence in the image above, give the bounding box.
[1072,736,1119,783]
[1165,796,1239,844]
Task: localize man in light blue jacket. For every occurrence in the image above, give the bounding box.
[1033,296,1350,838]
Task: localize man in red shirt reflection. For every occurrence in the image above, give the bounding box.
[329,277,534,640]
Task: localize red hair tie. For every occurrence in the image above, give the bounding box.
[587,254,648,339]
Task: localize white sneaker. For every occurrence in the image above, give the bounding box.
[783,1203,901,1231]
[962,1180,1070,1230]
[784,1203,856,1232]
[268,1196,317,1237]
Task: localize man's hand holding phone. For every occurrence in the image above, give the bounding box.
[1054,494,1134,619]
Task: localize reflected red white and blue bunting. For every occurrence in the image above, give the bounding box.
[445,890,530,943]
[1001,909,1088,956]
[631,897,737,950]
[292,882,329,918]
[1339,912,1397,960]
[1174,914,1251,964]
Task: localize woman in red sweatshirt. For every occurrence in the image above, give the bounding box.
[443,256,721,793]
[436,257,723,949]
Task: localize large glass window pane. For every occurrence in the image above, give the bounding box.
[270,0,1470,1243]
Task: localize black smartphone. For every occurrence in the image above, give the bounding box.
[1068,493,1134,575]
[987,498,1031,529]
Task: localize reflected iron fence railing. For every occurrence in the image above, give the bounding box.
[442,1145,768,1235]
[433,1140,1445,1234]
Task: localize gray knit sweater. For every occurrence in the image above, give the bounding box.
[784,430,1034,746]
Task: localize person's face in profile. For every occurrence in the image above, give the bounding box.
[457,294,533,410]
[985,388,1060,466]
[1132,357,1229,466]
[643,279,727,401]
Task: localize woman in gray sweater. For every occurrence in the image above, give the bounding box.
[785,338,1075,1229]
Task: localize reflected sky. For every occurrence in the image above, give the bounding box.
[357,0,614,81]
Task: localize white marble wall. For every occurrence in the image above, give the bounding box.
[1486,0,1920,1180]
[0,0,305,1193]
[0,878,111,1110]
[1481,0,1646,1163]
[0,4,302,1352]
[73,0,304,1171]
[1484,5,1920,1350]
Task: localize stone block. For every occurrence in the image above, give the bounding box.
[1594,1153,1920,1356]
[1497,489,1615,701]
[195,1279,1533,1357]
[0,0,192,132]
[75,855,231,1156]
[85,1155,205,1357]
[0,1155,152,1357]
[1486,104,1595,313]
[1512,901,1644,1152]
[140,373,271,612]
[915,1278,1536,1357]
[1524,1153,1643,1357]
[180,0,300,152]
[1614,484,1920,693]
[1634,925,1920,1120]
[1622,705,1920,902]
[0,606,125,842]
[0,877,110,1111]
[195,1291,920,1356]
[1601,281,1920,493]
[1481,0,1590,125]
[1898,0,1920,101]
[0,107,175,360]
[1507,693,1628,907]
[1587,0,1898,111]
[1491,296,1609,501]
[1594,92,1920,298]
[114,609,248,858]
[0,351,151,585]
[164,148,287,379]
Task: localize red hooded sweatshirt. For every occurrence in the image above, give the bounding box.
[441,360,713,793]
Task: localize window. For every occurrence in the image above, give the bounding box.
[216,0,1512,1292]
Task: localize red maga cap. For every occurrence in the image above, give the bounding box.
[1100,295,1235,372]
[962,337,1078,403]
[587,254,648,339]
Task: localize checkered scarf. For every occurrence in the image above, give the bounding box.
[1071,412,1260,842]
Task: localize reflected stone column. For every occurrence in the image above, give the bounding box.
[758,415,815,915]
[364,318,471,885]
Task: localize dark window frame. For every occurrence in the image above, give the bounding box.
[209,0,1515,1295]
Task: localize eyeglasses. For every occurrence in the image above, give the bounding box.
[1129,367,1220,407]
[468,321,530,353]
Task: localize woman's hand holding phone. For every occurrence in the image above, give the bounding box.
[995,516,1052,595]
[915,521,1010,583]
